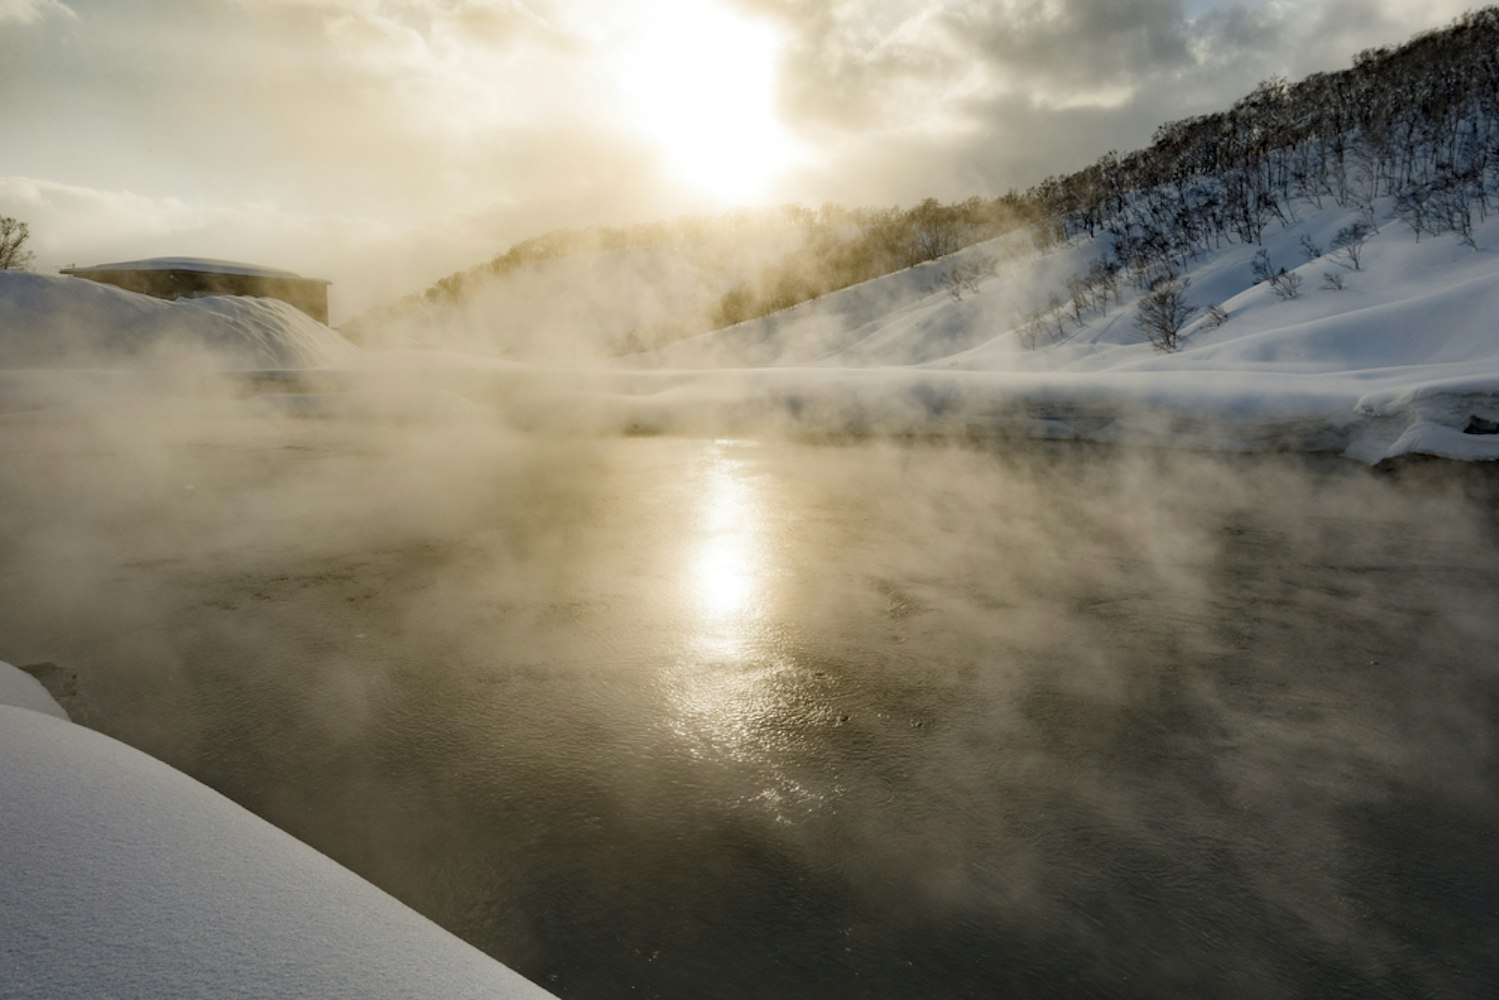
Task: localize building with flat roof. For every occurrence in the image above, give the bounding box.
[61,257,331,324]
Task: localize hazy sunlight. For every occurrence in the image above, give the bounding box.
[615,1,801,202]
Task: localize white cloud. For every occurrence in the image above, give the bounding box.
[0,0,74,24]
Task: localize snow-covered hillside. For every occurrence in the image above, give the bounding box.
[0,661,557,1000]
[620,200,1499,462]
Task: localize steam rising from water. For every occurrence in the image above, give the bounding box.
[1,389,1497,999]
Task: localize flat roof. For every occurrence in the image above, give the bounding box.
[61,257,329,284]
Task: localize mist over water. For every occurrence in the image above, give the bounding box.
[2,408,1497,999]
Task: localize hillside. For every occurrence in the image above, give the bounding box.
[344,212,813,359]
[346,199,1035,360]
[604,9,1499,461]
[617,196,1499,462]
[347,236,787,360]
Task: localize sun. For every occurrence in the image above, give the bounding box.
[615,2,802,203]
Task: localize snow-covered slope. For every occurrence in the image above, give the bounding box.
[0,692,556,1000]
[636,230,1077,370]
[0,271,358,370]
[622,201,1499,462]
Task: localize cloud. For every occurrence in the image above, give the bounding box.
[0,0,74,24]
[0,175,386,260]
[743,0,1481,204]
[0,0,649,217]
[940,0,1194,106]
[0,176,402,311]
[0,136,689,324]
[233,0,583,78]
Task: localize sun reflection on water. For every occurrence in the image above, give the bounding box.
[658,442,833,820]
[691,443,763,629]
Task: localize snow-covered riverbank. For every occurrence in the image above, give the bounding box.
[0,662,557,1000]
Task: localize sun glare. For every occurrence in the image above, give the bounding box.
[616,2,801,202]
[693,444,761,624]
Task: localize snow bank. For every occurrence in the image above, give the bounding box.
[0,705,556,1000]
[0,271,357,370]
[0,660,68,720]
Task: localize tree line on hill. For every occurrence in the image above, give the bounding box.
[347,209,797,338]
[349,196,1043,343]
[1034,8,1498,286]
[709,196,1042,327]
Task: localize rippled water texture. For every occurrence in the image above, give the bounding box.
[2,415,1497,999]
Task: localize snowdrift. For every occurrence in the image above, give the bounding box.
[0,270,357,370]
[0,662,555,1000]
[0,660,69,721]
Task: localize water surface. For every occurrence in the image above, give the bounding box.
[2,420,1497,999]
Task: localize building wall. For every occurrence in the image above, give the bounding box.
[69,270,330,324]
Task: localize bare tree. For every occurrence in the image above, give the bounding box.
[1270,269,1303,300]
[1065,274,1088,321]
[1016,311,1049,350]
[937,258,988,301]
[1330,221,1371,269]
[1087,256,1122,308]
[1253,248,1302,299]
[1251,248,1277,285]
[1134,274,1197,352]
[1394,188,1429,241]
[1046,292,1067,337]
[0,216,34,271]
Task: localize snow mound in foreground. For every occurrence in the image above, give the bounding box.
[0,705,556,999]
[0,271,358,370]
[0,660,68,720]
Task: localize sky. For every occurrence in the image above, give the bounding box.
[0,0,1482,320]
